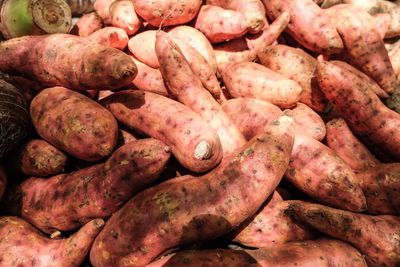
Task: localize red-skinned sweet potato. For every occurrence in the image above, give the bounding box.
[3,139,170,233]
[0,216,104,267]
[118,128,140,145]
[316,60,400,160]
[87,27,129,50]
[291,103,326,141]
[214,39,257,73]
[288,201,400,266]
[0,34,137,91]
[156,31,246,156]
[70,12,103,37]
[93,0,115,24]
[101,90,223,173]
[326,118,380,171]
[109,0,142,35]
[30,87,118,161]
[90,115,295,267]
[263,0,344,54]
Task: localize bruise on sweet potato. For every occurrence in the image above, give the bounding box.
[10,139,67,177]
[109,0,142,35]
[4,139,170,233]
[286,133,367,212]
[101,90,223,173]
[258,44,328,112]
[90,115,295,267]
[291,103,326,141]
[325,4,396,94]
[0,34,137,91]
[70,12,103,37]
[221,61,302,109]
[0,216,104,267]
[316,60,400,161]
[326,118,380,171]
[195,5,248,44]
[148,239,366,267]
[288,201,400,266]
[156,31,246,156]
[129,30,159,69]
[263,0,344,54]
[87,27,129,50]
[0,166,6,201]
[30,87,118,161]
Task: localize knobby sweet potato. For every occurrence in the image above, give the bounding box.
[4,139,170,233]
[0,217,104,267]
[129,30,159,68]
[90,115,295,267]
[87,27,129,50]
[30,87,118,161]
[109,0,142,35]
[101,90,223,173]
[70,12,103,37]
[156,31,246,156]
[0,34,137,91]
[288,201,400,266]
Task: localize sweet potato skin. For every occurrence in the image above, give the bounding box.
[101,90,223,173]
[291,103,326,141]
[70,12,103,37]
[109,0,141,35]
[0,217,104,267]
[288,201,400,266]
[4,139,170,233]
[316,60,400,161]
[214,39,257,73]
[222,61,302,109]
[90,115,294,267]
[263,0,344,54]
[0,34,137,91]
[87,27,129,50]
[128,30,159,68]
[30,87,118,161]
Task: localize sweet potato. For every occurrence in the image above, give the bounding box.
[207,0,268,34]
[30,87,118,161]
[4,139,170,233]
[87,27,129,50]
[156,31,246,156]
[93,0,115,24]
[356,163,400,215]
[168,26,218,73]
[214,39,257,73]
[0,165,6,201]
[325,4,396,94]
[326,118,380,171]
[389,42,400,81]
[118,128,140,145]
[258,44,328,112]
[288,201,400,266]
[0,216,104,267]
[70,12,103,37]
[291,103,326,141]
[221,61,302,109]
[222,98,282,140]
[132,0,202,27]
[10,139,67,177]
[90,114,294,267]
[131,57,170,97]
[316,60,400,161]
[233,191,317,248]
[195,5,248,44]
[128,30,159,68]
[0,34,137,91]
[101,90,223,173]
[286,133,366,212]
[109,0,142,35]
[147,239,367,267]
[373,13,391,39]
[263,0,344,54]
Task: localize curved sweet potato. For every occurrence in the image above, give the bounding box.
[30,87,118,161]
[101,90,223,173]
[90,115,295,267]
[70,12,103,37]
[87,27,129,50]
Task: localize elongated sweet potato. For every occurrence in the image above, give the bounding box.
[101,90,223,173]
[233,191,317,248]
[258,44,328,112]
[214,39,257,73]
[221,61,302,109]
[288,201,400,266]
[0,217,104,267]
[291,103,326,141]
[87,27,129,50]
[156,31,246,156]
[147,239,367,267]
[325,4,396,93]
[30,87,118,161]
[286,134,366,212]
[326,118,380,171]
[132,0,201,27]
[263,0,343,54]
[109,0,141,35]
[195,5,248,44]
[4,139,170,233]
[128,30,159,68]
[90,114,294,267]
[70,12,103,37]
[0,166,6,201]
[222,98,282,140]
[0,34,137,91]
[316,60,400,160]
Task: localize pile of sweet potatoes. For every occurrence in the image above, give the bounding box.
[0,0,400,266]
